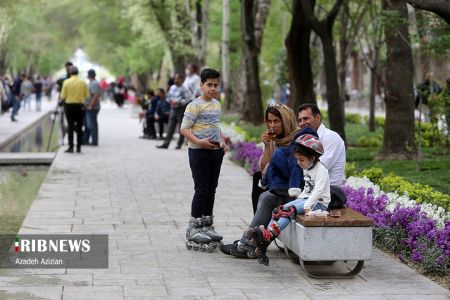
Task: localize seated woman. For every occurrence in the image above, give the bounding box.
[248,134,330,266]
[221,104,301,256]
[223,127,319,258]
[251,105,302,212]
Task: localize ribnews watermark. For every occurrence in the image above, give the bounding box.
[0,234,108,268]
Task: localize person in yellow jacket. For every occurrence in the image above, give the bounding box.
[60,66,88,153]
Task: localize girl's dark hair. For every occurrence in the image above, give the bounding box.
[293,144,317,159]
[265,107,282,122]
[200,68,220,83]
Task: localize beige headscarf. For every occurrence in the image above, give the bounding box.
[266,104,300,158]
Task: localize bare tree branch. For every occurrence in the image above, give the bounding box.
[327,0,344,29]
[406,0,450,24]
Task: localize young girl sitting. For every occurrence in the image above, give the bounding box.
[247,134,330,266]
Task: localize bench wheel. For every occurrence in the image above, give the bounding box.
[299,259,364,279]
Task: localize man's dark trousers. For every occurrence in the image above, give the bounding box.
[162,104,187,148]
[65,103,84,149]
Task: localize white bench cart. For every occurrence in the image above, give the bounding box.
[278,208,373,278]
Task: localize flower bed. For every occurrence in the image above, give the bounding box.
[346,165,450,210]
[344,176,449,275]
[227,141,263,175]
[222,123,264,175]
[224,126,449,275]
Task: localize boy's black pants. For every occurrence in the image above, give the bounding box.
[188,148,224,218]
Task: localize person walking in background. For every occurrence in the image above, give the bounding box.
[155,88,170,139]
[57,61,73,144]
[34,76,43,111]
[21,76,33,111]
[60,66,88,153]
[99,78,108,101]
[143,89,162,139]
[43,76,53,100]
[10,74,24,122]
[0,75,7,115]
[83,69,101,146]
[183,63,201,100]
[156,74,190,149]
[113,77,126,107]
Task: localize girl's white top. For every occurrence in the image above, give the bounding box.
[300,161,331,210]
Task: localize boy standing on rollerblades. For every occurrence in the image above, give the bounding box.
[180,68,226,252]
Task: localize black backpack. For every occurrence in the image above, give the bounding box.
[327,185,347,210]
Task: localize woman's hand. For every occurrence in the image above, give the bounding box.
[261,130,271,146]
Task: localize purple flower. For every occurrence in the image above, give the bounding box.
[411,250,424,262]
[229,141,263,175]
[342,184,449,271]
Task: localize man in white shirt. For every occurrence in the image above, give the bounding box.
[183,63,201,101]
[297,103,346,186]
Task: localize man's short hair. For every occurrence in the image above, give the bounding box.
[200,68,220,83]
[69,66,79,75]
[87,69,96,77]
[174,73,185,80]
[297,103,321,116]
[188,63,198,74]
[65,61,73,67]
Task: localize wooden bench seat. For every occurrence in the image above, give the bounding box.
[277,208,373,279]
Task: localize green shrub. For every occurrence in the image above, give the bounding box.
[378,173,450,210]
[354,166,450,211]
[356,135,382,147]
[361,115,385,128]
[242,125,266,142]
[346,162,357,178]
[345,113,362,124]
[375,116,385,128]
[359,167,383,184]
[415,122,449,147]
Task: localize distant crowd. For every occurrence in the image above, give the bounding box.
[0,74,54,120]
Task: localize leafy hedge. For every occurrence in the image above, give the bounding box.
[346,164,450,211]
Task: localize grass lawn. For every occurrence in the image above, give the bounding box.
[222,113,449,195]
[347,147,450,195]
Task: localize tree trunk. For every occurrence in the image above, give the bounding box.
[338,0,349,103]
[151,0,197,75]
[172,54,186,76]
[286,0,316,108]
[380,0,416,159]
[368,48,380,132]
[199,0,209,66]
[222,0,232,111]
[415,9,430,81]
[300,0,346,142]
[322,33,346,142]
[240,0,264,125]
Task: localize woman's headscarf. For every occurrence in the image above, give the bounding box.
[267,104,300,158]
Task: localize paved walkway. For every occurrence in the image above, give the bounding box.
[0,103,448,299]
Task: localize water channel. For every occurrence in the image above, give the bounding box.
[0,113,61,234]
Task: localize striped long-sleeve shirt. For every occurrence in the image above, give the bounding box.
[181,97,222,149]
